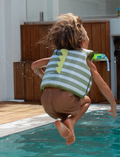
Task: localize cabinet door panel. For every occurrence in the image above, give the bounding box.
[25,62,34,101]
[34,74,42,102]
[83,23,92,50]
[92,23,101,52]
[21,26,31,61]
[89,23,110,103]
[14,62,25,99]
[39,26,48,59]
[31,26,39,61]
[47,25,54,57]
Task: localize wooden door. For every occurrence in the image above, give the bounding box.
[83,22,111,103]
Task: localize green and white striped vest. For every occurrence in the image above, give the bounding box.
[41,49,94,98]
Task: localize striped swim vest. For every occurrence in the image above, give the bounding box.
[41,49,94,98]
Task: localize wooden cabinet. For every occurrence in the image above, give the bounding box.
[14,21,111,103]
[21,24,53,61]
[83,22,110,102]
[14,61,42,102]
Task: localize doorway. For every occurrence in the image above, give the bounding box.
[114,36,120,102]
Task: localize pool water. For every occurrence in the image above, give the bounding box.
[0,110,120,157]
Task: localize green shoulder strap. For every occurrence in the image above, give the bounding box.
[82,49,94,60]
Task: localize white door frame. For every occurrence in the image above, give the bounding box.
[110,19,120,100]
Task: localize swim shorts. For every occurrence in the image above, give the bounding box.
[41,87,81,120]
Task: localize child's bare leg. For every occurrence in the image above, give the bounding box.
[64,96,91,146]
[54,120,71,138]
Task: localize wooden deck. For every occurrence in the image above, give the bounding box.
[0,101,45,125]
[0,100,119,125]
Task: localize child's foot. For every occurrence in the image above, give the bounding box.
[54,120,71,138]
[64,118,75,146]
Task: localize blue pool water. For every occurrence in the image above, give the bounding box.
[0,110,120,157]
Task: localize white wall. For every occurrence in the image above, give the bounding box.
[53,0,59,20]
[26,0,59,21]
[106,0,120,16]
[26,0,120,21]
[26,0,47,21]
[0,0,26,101]
[59,0,120,18]
[0,1,6,101]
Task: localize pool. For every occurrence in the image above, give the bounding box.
[0,110,120,157]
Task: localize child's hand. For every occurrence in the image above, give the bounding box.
[107,105,117,118]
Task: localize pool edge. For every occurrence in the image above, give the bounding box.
[0,104,120,138]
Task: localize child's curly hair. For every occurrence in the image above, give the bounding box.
[39,13,85,50]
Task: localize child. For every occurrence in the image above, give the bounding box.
[31,13,117,146]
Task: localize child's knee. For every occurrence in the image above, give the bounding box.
[81,96,91,106]
[85,96,91,103]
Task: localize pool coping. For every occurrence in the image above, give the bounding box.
[0,104,120,138]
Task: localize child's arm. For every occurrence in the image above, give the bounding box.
[87,59,117,118]
[31,57,50,79]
